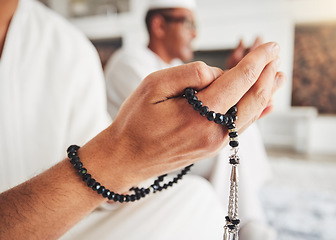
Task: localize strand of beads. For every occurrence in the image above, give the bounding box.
[184,87,241,240]
[67,145,193,202]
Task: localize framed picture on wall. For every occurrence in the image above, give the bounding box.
[292,22,336,114]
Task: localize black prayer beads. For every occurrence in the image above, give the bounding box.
[185,87,242,239]
[67,145,193,202]
[184,87,239,150]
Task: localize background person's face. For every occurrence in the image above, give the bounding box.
[162,8,196,62]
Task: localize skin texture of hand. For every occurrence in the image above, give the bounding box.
[0,42,285,240]
[226,37,263,69]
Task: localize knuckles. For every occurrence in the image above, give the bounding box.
[191,61,210,86]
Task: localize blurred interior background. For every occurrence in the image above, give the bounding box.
[38,0,336,239]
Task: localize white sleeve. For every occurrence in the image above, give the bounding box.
[105,53,144,119]
[64,41,111,147]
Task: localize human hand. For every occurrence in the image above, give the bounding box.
[226,37,263,69]
[80,42,285,193]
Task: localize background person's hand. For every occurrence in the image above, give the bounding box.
[226,37,263,69]
[80,42,285,193]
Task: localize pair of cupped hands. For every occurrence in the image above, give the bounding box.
[80,42,285,193]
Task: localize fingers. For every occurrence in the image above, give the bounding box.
[226,40,246,69]
[197,42,280,114]
[234,39,246,55]
[258,71,286,119]
[235,60,285,129]
[249,37,263,52]
[142,62,224,103]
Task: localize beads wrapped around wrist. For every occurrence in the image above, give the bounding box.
[67,145,193,202]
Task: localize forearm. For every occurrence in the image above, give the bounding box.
[0,158,105,240]
[0,126,143,240]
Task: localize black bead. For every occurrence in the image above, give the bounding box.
[188,95,198,104]
[82,174,91,182]
[151,184,159,193]
[78,168,87,176]
[231,115,238,121]
[136,193,141,200]
[173,178,178,183]
[225,216,231,222]
[229,141,239,148]
[125,195,131,202]
[154,180,160,185]
[118,195,125,203]
[70,156,80,164]
[186,164,193,170]
[184,87,195,99]
[108,193,114,200]
[214,113,224,124]
[232,219,240,225]
[227,123,236,129]
[67,145,80,154]
[145,188,150,194]
[74,161,83,170]
[226,106,238,115]
[229,158,240,164]
[130,195,136,202]
[199,106,209,116]
[92,182,101,191]
[158,174,167,181]
[228,224,235,230]
[193,100,203,111]
[229,132,238,138]
[227,115,234,125]
[113,194,120,202]
[163,184,168,189]
[221,115,229,125]
[207,111,216,121]
[168,181,173,187]
[87,178,96,187]
[68,151,77,158]
[103,190,111,198]
[97,186,106,194]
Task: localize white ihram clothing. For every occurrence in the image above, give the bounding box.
[0,0,110,193]
[105,46,272,224]
[0,1,225,239]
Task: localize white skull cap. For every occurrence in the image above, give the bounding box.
[147,0,196,10]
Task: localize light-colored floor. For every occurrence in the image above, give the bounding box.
[261,149,336,240]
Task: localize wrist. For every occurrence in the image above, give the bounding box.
[74,127,139,194]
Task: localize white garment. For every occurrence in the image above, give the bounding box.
[0,1,226,239]
[105,47,182,119]
[105,46,272,224]
[62,176,225,240]
[0,0,111,192]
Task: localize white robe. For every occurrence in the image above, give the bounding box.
[0,1,226,239]
[0,0,111,193]
[105,46,272,224]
